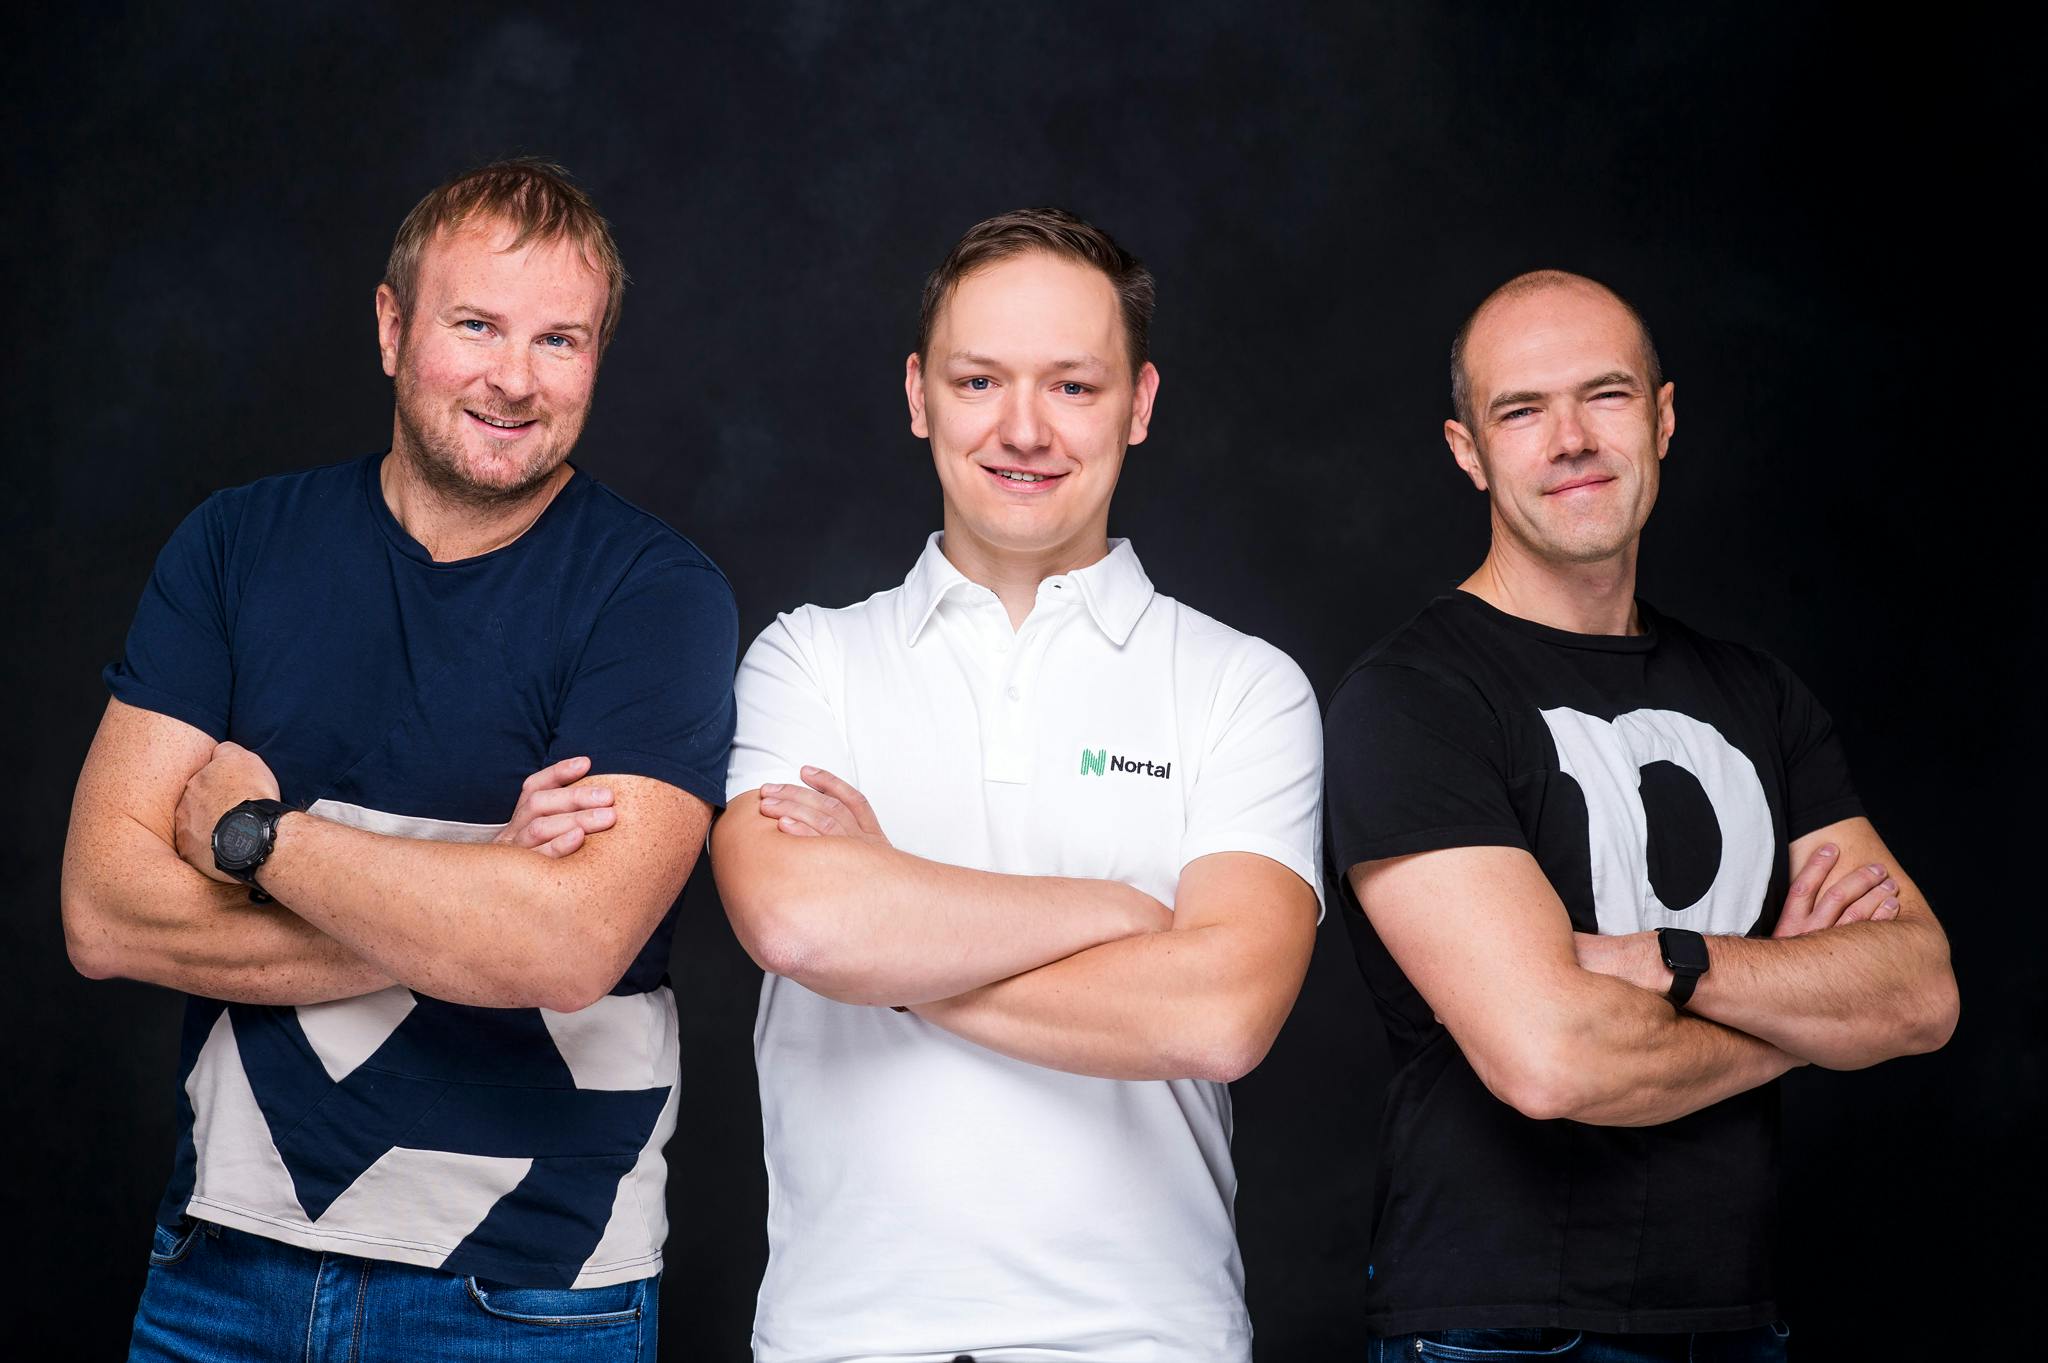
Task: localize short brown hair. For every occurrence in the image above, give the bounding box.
[918,208,1156,375]
[384,158,628,352]
[1449,269,1663,429]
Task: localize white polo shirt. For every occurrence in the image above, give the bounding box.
[726,533,1323,1363]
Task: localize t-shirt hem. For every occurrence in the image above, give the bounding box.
[1366,1299,1779,1336]
[1181,830,1326,921]
[183,1197,663,1288]
[1333,824,1530,870]
[1788,797,1866,840]
[573,751,728,812]
[103,674,227,742]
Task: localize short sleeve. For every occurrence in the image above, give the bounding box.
[549,557,738,811]
[1763,652,1864,838]
[102,495,234,739]
[1178,640,1325,914]
[726,608,856,801]
[1322,661,1528,874]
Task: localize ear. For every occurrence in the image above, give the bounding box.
[905,352,929,439]
[375,284,404,379]
[1444,418,1487,492]
[1125,361,1161,447]
[1654,380,1676,460]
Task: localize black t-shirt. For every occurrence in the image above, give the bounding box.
[1323,592,1862,1335]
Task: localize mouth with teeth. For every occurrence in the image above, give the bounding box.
[982,464,1066,493]
[467,409,539,437]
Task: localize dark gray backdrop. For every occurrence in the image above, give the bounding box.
[8,3,2037,1357]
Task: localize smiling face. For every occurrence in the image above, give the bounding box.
[1445,282,1675,566]
[376,218,608,507]
[906,250,1158,562]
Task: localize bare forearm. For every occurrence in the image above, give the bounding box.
[62,851,390,1005]
[715,829,1168,1007]
[1686,916,1958,1068]
[914,920,1297,1082]
[1512,974,1802,1126]
[257,813,610,1009]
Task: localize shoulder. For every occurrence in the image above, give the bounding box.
[156,455,375,567]
[562,473,736,607]
[1155,594,1311,693]
[1644,603,1802,695]
[1330,596,1496,714]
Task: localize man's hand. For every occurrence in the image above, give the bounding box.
[1772,842,1899,937]
[173,741,282,883]
[758,766,890,846]
[494,755,617,858]
[1572,843,1901,992]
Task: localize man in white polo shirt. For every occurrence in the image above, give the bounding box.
[711,208,1323,1363]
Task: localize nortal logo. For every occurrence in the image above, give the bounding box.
[1079,748,1172,779]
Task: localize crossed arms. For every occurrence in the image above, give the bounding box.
[1349,818,1959,1127]
[712,768,1319,1083]
[62,697,708,1011]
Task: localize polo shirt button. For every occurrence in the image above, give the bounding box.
[1006,685,1020,701]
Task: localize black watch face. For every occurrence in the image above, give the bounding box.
[1662,929,1711,974]
[216,810,268,866]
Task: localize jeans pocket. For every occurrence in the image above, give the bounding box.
[147,1219,204,1268]
[465,1275,645,1327]
[1413,1329,1585,1360]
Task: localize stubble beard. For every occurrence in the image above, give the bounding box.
[391,362,580,512]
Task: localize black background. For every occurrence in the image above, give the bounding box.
[8,3,2038,1357]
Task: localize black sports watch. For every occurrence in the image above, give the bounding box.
[1657,927,1710,1007]
[212,799,295,901]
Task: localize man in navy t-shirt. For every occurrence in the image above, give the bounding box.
[62,160,735,1361]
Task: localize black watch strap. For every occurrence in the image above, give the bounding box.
[212,798,295,900]
[1658,927,1710,1008]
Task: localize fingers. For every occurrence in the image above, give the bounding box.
[1772,844,1838,937]
[1804,861,1890,933]
[800,766,883,836]
[519,784,613,818]
[759,784,846,835]
[1836,873,1901,927]
[534,825,586,859]
[509,807,616,848]
[522,755,593,793]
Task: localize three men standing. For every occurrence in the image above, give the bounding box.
[63,165,1958,1361]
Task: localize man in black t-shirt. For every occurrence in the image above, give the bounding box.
[1323,271,1958,1361]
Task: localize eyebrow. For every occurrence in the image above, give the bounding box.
[1486,371,1643,415]
[946,350,1110,373]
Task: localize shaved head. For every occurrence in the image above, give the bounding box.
[1450,270,1662,429]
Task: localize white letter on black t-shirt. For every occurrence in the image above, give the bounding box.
[1539,706,1772,936]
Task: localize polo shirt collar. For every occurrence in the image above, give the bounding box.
[899,533,1155,647]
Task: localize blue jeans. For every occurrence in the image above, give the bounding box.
[1368,1324,1790,1362]
[128,1219,659,1362]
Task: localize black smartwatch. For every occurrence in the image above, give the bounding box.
[1657,927,1710,1007]
[212,799,295,901]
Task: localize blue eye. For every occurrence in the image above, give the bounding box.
[541,335,571,348]
[964,377,992,391]
[461,320,489,334]
[1059,382,1089,397]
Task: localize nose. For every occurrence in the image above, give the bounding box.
[1552,400,1594,459]
[487,342,538,405]
[996,386,1050,455]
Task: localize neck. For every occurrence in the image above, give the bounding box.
[1461,529,1643,636]
[937,509,1111,630]
[379,445,571,563]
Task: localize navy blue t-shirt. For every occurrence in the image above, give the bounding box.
[107,452,736,1287]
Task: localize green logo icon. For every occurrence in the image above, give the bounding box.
[1079,748,1106,777]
